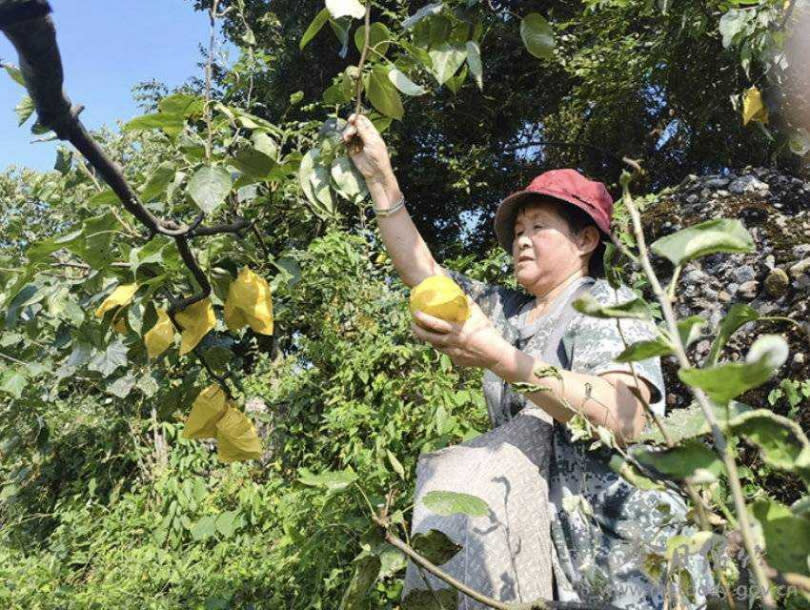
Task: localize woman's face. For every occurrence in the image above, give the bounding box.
[511,201,594,293]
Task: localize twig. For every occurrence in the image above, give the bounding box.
[354,3,372,118]
[204,0,220,163]
[619,163,775,609]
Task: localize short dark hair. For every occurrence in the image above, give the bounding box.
[515,197,606,278]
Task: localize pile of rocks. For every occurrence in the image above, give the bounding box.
[639,166,810,414]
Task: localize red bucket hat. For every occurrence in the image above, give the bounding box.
[494,169,614,252]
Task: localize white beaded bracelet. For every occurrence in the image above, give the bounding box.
[373,195,406,218]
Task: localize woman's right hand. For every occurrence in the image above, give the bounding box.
[341,113,394,184]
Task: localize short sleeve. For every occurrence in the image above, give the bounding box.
[443,268,530,327]
[567,282,666,418]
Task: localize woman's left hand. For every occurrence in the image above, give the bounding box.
[411,299,513,370]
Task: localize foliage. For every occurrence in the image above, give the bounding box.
[1,0,808,607]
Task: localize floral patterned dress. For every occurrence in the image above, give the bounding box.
[445,269,714,609]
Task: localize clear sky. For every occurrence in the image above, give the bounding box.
[0,0,215,172]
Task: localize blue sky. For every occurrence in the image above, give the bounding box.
[0,0,216,171]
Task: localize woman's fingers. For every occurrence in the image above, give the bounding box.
[412,310,454,334]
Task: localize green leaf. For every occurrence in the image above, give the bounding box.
[230,143,276,178]
[422,490,489,517]
[354,22,391,56]
[649,219,755,267]
[679,335,788,405]
[750,498,810,574]
[520,13,555,60]
[402,589,457,610]
[298,148,335,217]
[639,400,752,445]
[330,156,368,203]
[729,410,810,485]
[140,163,176,202]
[615,337,674,363]
[215,510,240,538]
[465,41,483,90]
[298,467,358,492]
[123,113,184,133]
[387,68,427,96]
[300,8,330,49]
[15,96,35,127]
[0,369,27,399]
[339,554,381,610]
[88,340,129,378]
[88,189,119,207]
[428,42,466,85]
[190,515,217,541]
[411,529,462,565]
[572,293,651,320]
[367,66,404,120]
[4,64,25,87]
[158,93,204,117]
[706,304,759,366]
[186,166,232,214]
[106,373,137,399]
[632,439,724,482]
[326,0,366,19]
[678,315,708,348]
[386,449,406,480]
[609,455,665,490]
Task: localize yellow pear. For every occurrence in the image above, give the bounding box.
[409,275,470,324]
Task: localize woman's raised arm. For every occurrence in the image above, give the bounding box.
[342,114,444,288]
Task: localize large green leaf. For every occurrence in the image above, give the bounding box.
[637,400,752,445]
[0,369,27,399]
[679,335,788,405]
[615,337,674,363]
[88,340,128,378]
[140,163,176,202]
[387,68,427,96]
[705,304,759,366]
[411,529,462,565]
[354,22,391,56]
[428,43,466,85]
[422,490,489,517]
[186,166,233,214]
[158,93,204,118]
[367,66,404,120]
[339,554,380,610]
[649,219,755,267]
[466,41,483,90]
[299,8,330,50]
[520,13,555,60]
[298,467,357,492]
[572,293,651,320]
[298,148,335,217]
[330,156,368,204]
[190,515,217,541]
[123,112,184,134]
[729,410,810,485]
[631,439,724,482]
[750,498,810,574]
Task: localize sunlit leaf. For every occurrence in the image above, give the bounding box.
[186,166,232,214]
[706,304,759,366]
[300,8,330,50]
[428,42,466,85]
[330,156,368,203]
[466,41,483,90]
[298,467,358,492]
[15,95,34,127]
[387,68,427,96]
[650,218,755,267]
[679,335,789,405]
[422,490,489,517]
[750,499,810,574]
[367,66,404,119]
[520,13,555,60]
[632,439,724,482]
[572,293,651,320]
[354,22,391,56]
[140,162,176,202]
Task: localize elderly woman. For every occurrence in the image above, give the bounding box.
[343,115,712,609]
